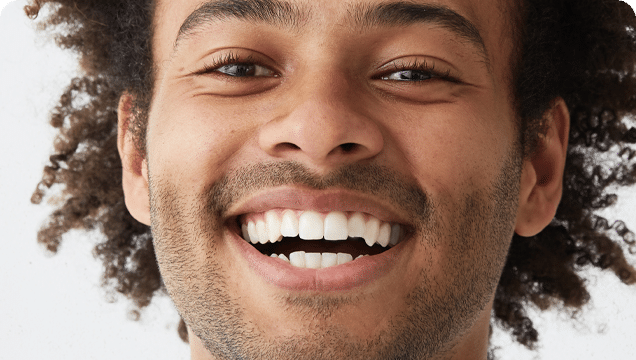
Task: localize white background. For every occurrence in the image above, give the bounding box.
[1,0,635,359]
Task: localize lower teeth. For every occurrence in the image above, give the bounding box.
[270,251,367,269]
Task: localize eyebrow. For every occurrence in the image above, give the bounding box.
[351,2,488,60]
[174,0,489,63]
[175,0,308,47]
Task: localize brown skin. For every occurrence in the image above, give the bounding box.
[118,0,569,359]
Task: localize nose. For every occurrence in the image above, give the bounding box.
[258,71,384,170]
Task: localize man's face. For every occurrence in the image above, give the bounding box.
[145,0,520,358]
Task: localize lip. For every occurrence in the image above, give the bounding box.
[231,229,408,291]
[225,187,412,291]
[225,186,411,224]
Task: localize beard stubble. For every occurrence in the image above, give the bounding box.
[149,155,521,360]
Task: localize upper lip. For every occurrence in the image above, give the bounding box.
[225,186,412,226]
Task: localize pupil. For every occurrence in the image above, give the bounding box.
[221,64,255,77]
[399,70,431,81]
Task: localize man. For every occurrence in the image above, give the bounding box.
[26,0,636,359]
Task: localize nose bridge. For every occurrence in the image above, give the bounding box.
[295,68,357,134]
[258,65,384,169]
[303,63,352,102]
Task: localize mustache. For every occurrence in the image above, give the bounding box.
[205,161,433,225]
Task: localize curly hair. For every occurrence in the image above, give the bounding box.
[26,0,636,352]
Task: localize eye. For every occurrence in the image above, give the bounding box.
[192,51,281,96]
[377,59,458,84]
[197,52,279,79]
[215,63,275,77]
[382,70,434,82]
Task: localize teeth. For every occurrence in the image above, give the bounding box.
[241,210,404,248]
[284,251,357,269]
[347,212,365,238]
[289,251,306,267]
[337,252,353,264]
[324,211,348,240]
[377,222,391,247]
[256,220,268,244]
[305,252,322,269]
[390,224,400,246]
[321,252,338,268]
[241,224,250,242]
[280,210,299,237]
[363,217,380,247]
[299,211,324,240]
[247,221,258,244]
[265,211,283,243]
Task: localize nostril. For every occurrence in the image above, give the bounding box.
[339,143,357,153]
[275,142,358,153]
[275,142,301,151]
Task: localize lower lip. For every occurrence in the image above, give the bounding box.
[231,232,406,291]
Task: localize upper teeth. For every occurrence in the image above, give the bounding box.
[240,210,402,248]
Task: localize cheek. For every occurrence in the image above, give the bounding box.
[146,97,260,190]
[388,101,515,203]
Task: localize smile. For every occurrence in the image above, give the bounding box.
[226,188,413,291]
[239,210,404,269]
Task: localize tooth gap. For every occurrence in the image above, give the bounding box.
[249,238,392,260]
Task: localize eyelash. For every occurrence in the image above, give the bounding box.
[379,59,459,83]
[197,52,274,76]
[197,52,458,83]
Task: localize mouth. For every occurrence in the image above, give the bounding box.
[226,188,413,291]
[237,210,405,269]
